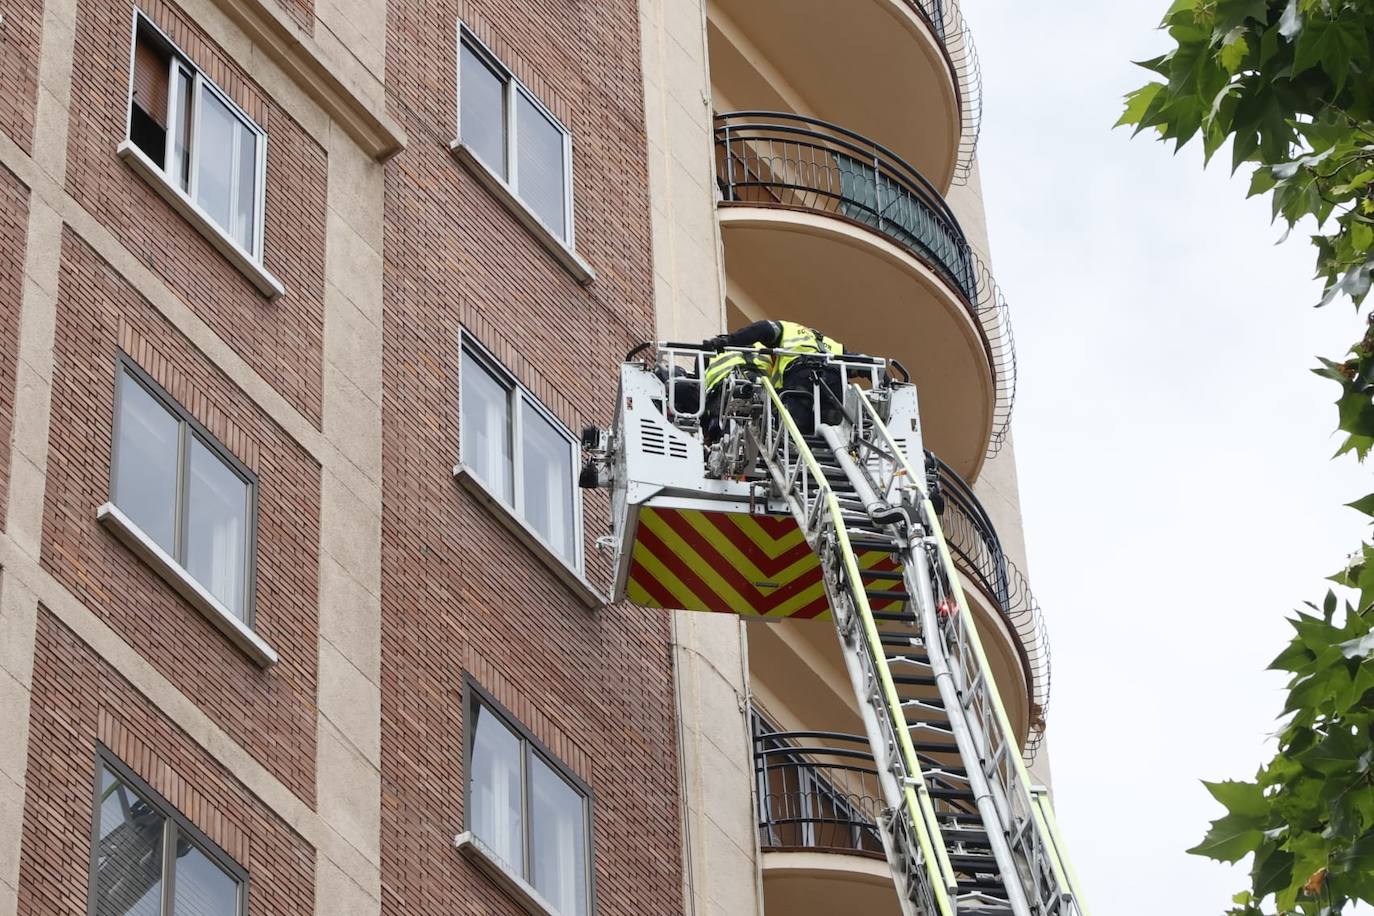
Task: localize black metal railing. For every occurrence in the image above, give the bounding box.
[714,112,1016,456]
[753,728,886,855]
[913,0,983,184]
[928,451,1051,755]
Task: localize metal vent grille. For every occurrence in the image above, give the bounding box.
[640,417,689,460]
[641,417,667,456]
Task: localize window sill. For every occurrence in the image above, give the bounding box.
[454,831,565,916]
[116,140,286,299]
[452,465,606,610]
[449,141,595,286]
[97,502,279,667]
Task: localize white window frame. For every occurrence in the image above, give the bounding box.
[454,333,587,580]
[453,24,593,284]
[119,11,282,298]
[457,680,595,916]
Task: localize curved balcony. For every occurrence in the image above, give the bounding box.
[929,452,1050,755]
[753,728,901,915]
[715,112,1015,475]
[705,0,982,187]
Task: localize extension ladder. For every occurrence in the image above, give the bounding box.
[748,377,1084,916]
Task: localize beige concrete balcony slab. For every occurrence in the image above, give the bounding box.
[707,0,962,188]
[761,850,902,916]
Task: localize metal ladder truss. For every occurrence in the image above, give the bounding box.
[750,377,1086,916]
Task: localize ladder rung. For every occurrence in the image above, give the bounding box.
[891,674,936,687]
[847,535,899,550]
[863,588,909,602]
[948,852,1001,875]
[942,830,990,849]
[860,568,904,581]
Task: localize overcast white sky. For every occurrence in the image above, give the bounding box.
[970,1,1372,911]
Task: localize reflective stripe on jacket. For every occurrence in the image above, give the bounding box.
[772,320,843,382]
[705,344,772,391]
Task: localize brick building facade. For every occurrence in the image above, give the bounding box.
[0,0,684,913]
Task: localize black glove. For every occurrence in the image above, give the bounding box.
[704,334,730,351]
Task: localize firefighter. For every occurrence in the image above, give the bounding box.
[701,343,773,444]
[705,320,844,434]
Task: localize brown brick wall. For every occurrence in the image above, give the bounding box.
[380,2,682,913]
[0,165,29,528]
[40,227,321,805]
[0,0,43,155]
[64,0,327,428]
[16,606,315,916]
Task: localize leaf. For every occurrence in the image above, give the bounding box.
[1297,727,1360,774]
[1189,811,1267,862]
[1292,16,1367,92]
[1355,221,1374,256]
[1253,845,1295,898]
[1204,780,1270,818]
[1118,83,1164,129]
[1220,29,1250,73]
[1348,494,1374,518]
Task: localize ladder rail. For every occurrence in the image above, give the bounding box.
[754,380,958,916]
[851,387,1089,915]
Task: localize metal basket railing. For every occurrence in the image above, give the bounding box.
[714,112,1015,457]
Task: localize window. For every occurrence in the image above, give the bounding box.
[466,688,591,916]
[110,360,255,622]
[456,26,574,244]
[128,15,266,259]
[90,752,246,916]
[459,338,581,567]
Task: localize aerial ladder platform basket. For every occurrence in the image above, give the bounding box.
[583,342,1088,916]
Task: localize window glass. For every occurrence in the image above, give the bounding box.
[114,372,180,554]
[515,92,567,238]
[234,125,258,255]
[461,41,507,179]
[195,89,241,246]
[529,755,588,916]
[93,766,165,916]
[520,400,575,561]
[173,843,239,916]
[170,66,194,191]
[461,349,513,503]
[184,436,248,619]
[470,704,524,873]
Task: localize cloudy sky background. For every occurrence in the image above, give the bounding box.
[970,1,1371,910]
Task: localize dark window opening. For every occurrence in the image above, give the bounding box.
[131,27,171,167]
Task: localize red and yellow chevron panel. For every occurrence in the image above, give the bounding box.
[625,506,905,620]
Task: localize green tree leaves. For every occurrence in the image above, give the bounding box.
[1121,2,1374,911]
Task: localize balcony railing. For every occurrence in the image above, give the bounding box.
[928,450,1050,755]
[902,0,983,183]
[753,727,885,855]
[714,112,1016,457]
[752,724,982,856]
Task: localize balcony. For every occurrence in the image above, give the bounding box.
[715,112,1015,476]
[752,726,901,915]
[705,0,981,187]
